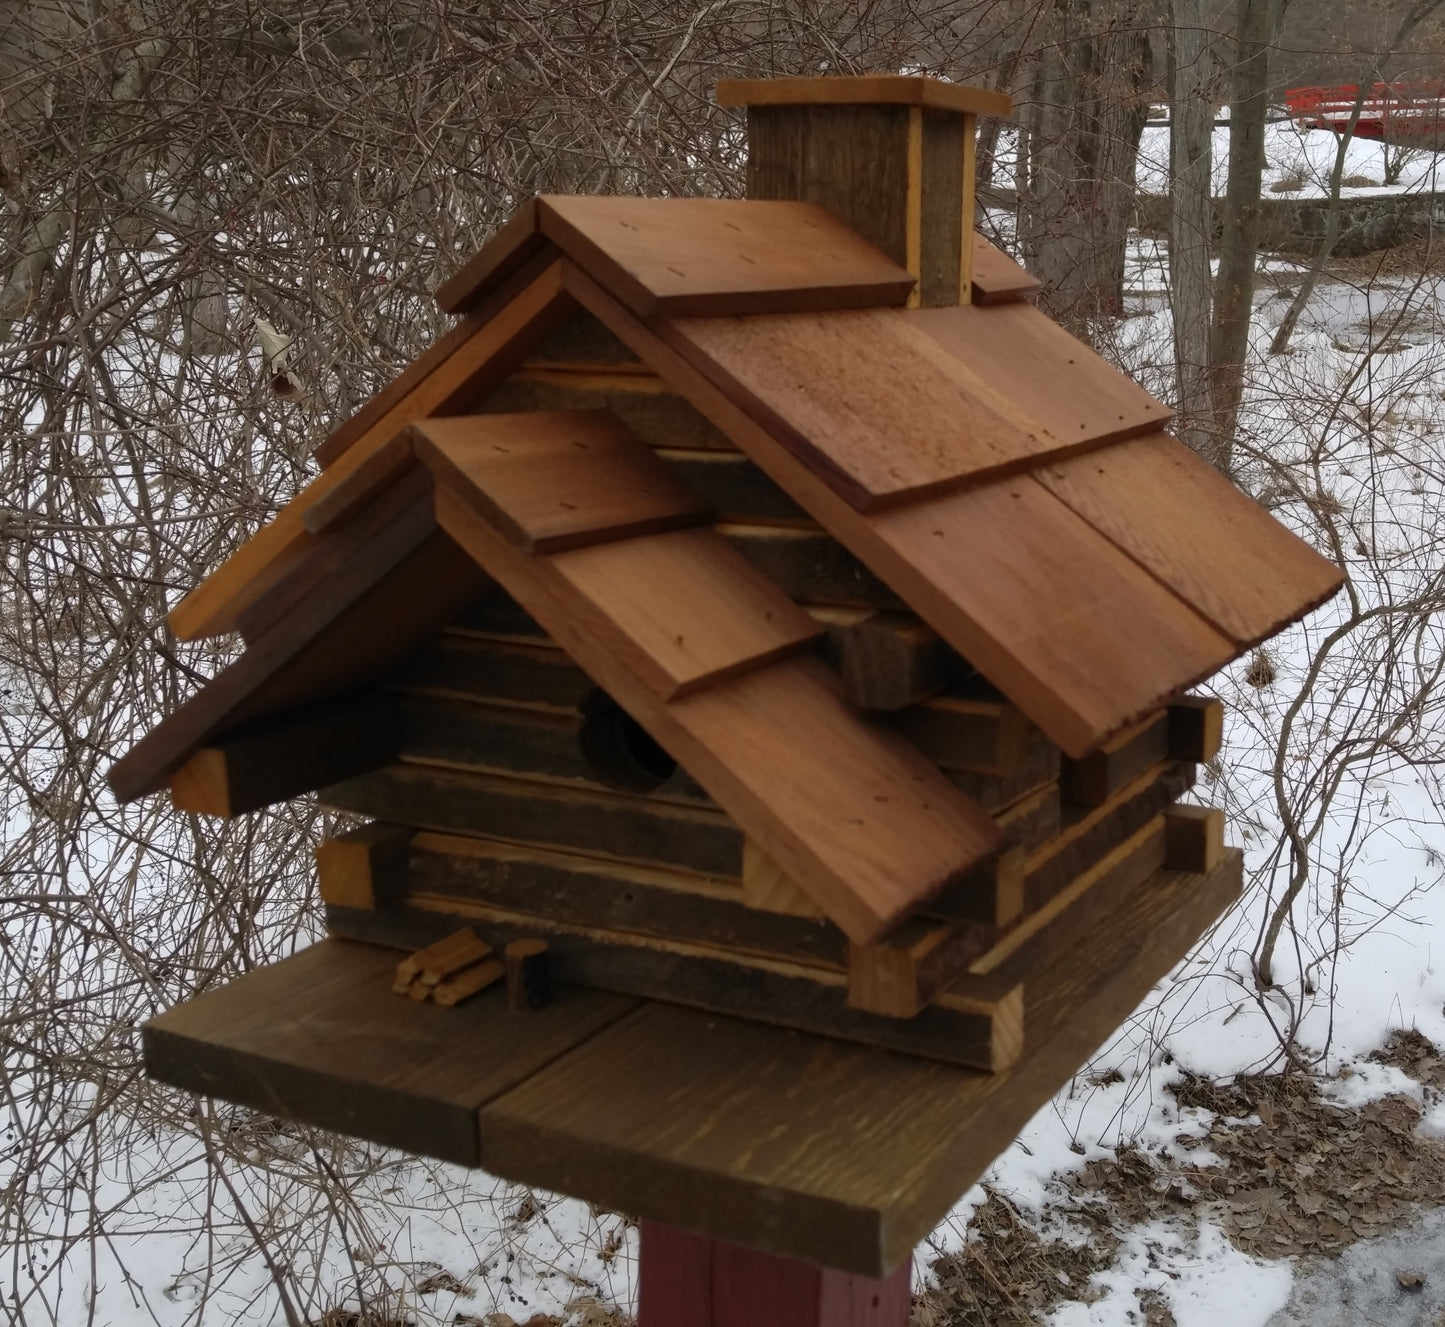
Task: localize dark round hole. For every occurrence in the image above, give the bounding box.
[578,690,678,793]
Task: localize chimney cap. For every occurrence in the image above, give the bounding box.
[716,74,1010,118]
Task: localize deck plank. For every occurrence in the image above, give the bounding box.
[143,941,637,1167]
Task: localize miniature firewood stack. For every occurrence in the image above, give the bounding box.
[112,75,1341,1326]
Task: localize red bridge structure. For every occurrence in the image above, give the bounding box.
[1286,82,1445,148]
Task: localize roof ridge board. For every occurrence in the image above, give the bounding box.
[536,195,917,321]
[425,479,1000,943]
[553,258,1237,758]
[436,194,916,327]
[169,259,573,642]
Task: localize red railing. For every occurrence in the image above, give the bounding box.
[1285,82,1445,142]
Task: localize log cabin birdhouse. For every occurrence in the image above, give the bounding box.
[112,75,1342,1310]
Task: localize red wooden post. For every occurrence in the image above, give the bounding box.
[636,1219,912,1327]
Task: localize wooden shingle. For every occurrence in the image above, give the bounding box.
[1035,432,1344,646]
[910,301,1173,448]
[669,308,1065,509]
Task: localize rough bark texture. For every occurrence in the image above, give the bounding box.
[1018,0,1160,328]
[1208,0,1282,471]
[1168,0,1217,457]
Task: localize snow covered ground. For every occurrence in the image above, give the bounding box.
[990,112,1445,200]
[1136,113,1445,199]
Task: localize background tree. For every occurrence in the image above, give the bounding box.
[1014,0,1167,326]
[1206,0,1285,471]
[1168,0,1221,454]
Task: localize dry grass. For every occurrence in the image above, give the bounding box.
[915,1192,1119,1325]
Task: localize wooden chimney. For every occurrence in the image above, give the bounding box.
[716,75,1011,307]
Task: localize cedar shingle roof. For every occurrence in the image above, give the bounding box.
[108,194,1342,941]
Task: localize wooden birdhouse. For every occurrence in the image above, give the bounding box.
[112,76,1341,1323]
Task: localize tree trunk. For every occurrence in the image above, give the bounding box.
[1207,0,1281,470]
[1168,0,1216,455]
[1018,0,1159,330]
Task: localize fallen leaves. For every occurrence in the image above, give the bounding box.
[1064,1066,1445,1262]
[921,1038,1445,1324]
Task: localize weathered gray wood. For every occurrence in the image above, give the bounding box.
[1163,802,1225,873]
[945,726,1060,813]
[1025,761,1194,912]
[745,105,911,278]
[394,635,594,710]
[477,373,737,452]
[657,449,810,524]
[744,103,972,307]
[922,762,1190,923]
[918,108,968,306]
[836,612,951,711]
[448,588,547,641]
[888,692,1031,776]
[996,782,1061,856]
[394,693,710,804]
[947,818,1169,1004]
[403,832,849,967]
[1060,710,1170,807]
[1168,694,1224,763]
[723,525,903,609]
[319,762,743,879]
[526,309,646,365]
[848,912,997,1018]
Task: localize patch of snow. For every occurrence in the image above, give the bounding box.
[1421,1100,1445,1140]
[991,115,1445,201]
[1047,1219,1293,1327]
[1321,1060,1426,1108]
